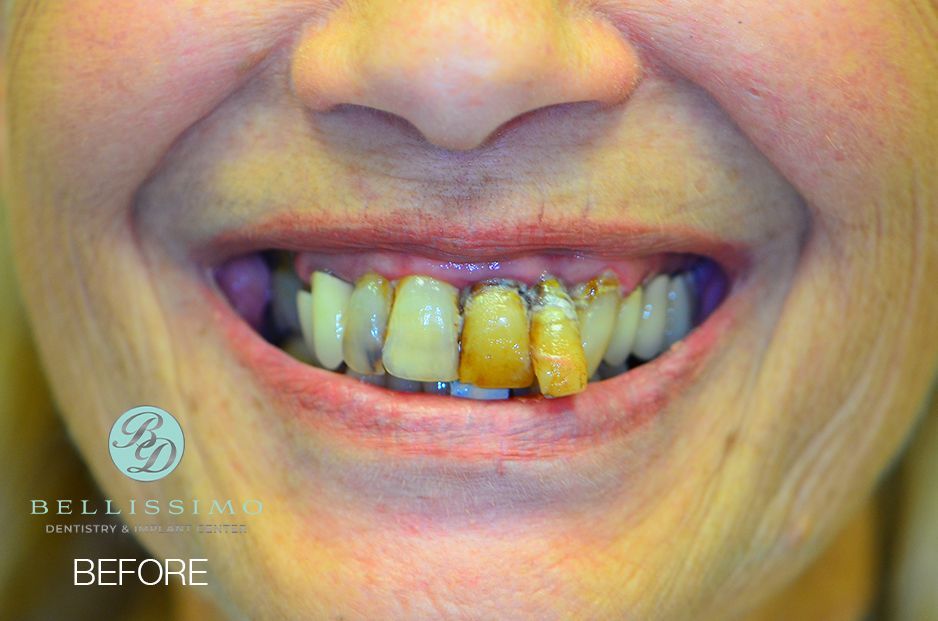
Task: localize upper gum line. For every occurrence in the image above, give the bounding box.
[292,250,689,291]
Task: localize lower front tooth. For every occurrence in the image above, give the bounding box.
[528,277,588,398]
[346,368,387,387]
[450,381,510,400]
[282,336,315,365]
[382,275,461,381]
[386,375,423,393]
[343,272,393,375]
[310,271,354,370]
[423,381,451,394]
[572,273,621,377]
[664,274,693,348]
[458,283,533,389]
[631,274,669,360]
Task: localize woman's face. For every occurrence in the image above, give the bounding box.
[5,0,936,618]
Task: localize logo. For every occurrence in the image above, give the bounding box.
[109,406,184,482]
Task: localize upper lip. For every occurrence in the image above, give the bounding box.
[192,211,751,280]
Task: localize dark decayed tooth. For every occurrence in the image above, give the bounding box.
[343,272,393,375]
[215,253,271,331]
[271,267,304,335]
[690,258,728,324]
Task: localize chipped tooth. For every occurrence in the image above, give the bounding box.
[664,273,693,348]
[386,374,423,393]
[527,276,588,398]
[382,275,461,381]
[346,368,387,387]
[310,272,354,370]
[458,282,533,389]
[572,272,621,377]
[271,268,304,335]
[343,271,393,375]
[603,286,643,367]
[282,335,315,365]
[423,381,451,395]
[631,274,669,360]
[296,290,321,367]
[450,381,510,401]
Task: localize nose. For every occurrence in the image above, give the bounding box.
[290,0,642,151]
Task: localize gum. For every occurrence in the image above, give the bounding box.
[294,251,693,291]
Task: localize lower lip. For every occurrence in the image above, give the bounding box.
[206,281,738,462]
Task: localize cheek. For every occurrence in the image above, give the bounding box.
[604,0,932,218]
[8,1,315,222]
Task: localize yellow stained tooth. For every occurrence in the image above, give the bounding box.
[343,272,393,375]
[603,286,643,367]
[310,271,353,370]
[382,275,461,382]
[528,277,588,398]
[572,272,621,377]
[458,283,533,389]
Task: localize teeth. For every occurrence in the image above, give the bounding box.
[282,335,315,365]
[664,274,693,348]
[296,290,320,366]
[386,374,423,393]
[346,368,387,387]
[271,268,304,335]
[423,381,451,395]
[527,276,588,398]
[572,272,621,377]
[450,381,510,400]
[603,286,643,367]
[276,261,719,396]
[458,283,533,389]
[342,272,393,375]
[631,274,669,360]
[308,272,354,370]
[382,275,461,382]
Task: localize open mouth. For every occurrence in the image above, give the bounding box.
[213,249,730,401]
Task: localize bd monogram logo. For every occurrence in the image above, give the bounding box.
[109,406,185,482]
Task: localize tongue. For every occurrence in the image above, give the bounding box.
[214,254,271,331]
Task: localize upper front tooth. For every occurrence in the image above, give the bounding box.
[458,282,533,389]
[310,271,353,370]
[296,290,320,366]
[663,273,693,348]
[528,276,588,398]
[382,275,461,382]
[343,272,393,375]
[572,272,621,377]
[631,274,669,360]
[603,286,643,367]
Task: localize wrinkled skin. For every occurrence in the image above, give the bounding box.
[3,1,937,619]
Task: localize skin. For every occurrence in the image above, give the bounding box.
[3,1,937,619]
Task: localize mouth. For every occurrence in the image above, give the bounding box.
[198,219,742,458]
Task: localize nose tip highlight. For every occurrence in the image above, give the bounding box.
[290,2,642,151]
